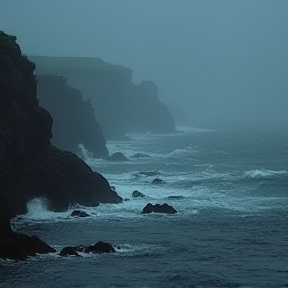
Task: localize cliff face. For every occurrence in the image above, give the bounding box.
[0,31,122,218]
[36,75,108,158]
[30,56,176,140]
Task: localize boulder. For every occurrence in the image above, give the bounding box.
[142,203,177,214]
[70,210,89,217]
[132,190,146,198]
[86,241,116,254]
[106,152,129,162]
[59,246,79,257]
[151,178,166,185]
[59,241,116,257]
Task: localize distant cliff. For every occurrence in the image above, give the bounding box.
[0,30,122,218]
[36,74,108,158]
[30,56,176,139]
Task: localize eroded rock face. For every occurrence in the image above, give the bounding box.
[142,203,177,214]
[37,75,108,158]
[0,30,122,217]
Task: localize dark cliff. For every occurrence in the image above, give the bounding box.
[30,56,176,140]
[0,31,122,218]
[36,74,108,158]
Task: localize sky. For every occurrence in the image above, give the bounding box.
[0,0,287,130]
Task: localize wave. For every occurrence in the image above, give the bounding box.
[175,125,214,134]
[245,169,287,179]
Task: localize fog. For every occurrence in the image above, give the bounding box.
[1,0,287,130]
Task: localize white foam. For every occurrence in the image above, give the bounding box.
[245,169,287,178]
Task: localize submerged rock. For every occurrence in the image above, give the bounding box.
[151,178,166,185]
[142,203,177,214]
[70,210,89,217]
[167,196,184,200]
[132,190,146,198]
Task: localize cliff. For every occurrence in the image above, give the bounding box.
[0,30,122,219]
[36,74,108,158]
[29,56,176,139]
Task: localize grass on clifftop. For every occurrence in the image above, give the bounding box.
[29,55,130,74]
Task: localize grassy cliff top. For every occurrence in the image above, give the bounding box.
[29,55,131,75]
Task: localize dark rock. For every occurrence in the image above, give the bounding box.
[151,178,166,185]
[110,186,116,191]
[131,153,151,158]
[70,210,89,217]
[142,203,177,214]
[106,152,129,161]
[59,246,79,257]
[167,196,184,199]
[0,218,55,260]
[86,241,116,254]
[37,75,108,158]
[0,30,123,216]
[132,190,146,198]
[138,171,160,177]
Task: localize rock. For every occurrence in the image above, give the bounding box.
[131,153,151,158]
[37,75,108,158]
[132,190,145,198]
[106,152,129,161]
[59,246,79,257]
[142,203,177,214]
[151,178,166,185]
[0,30,123,216]
[167,196,184,199]
[138,171,160,177]
[0,218,55,260]
[31,56,176,141]
[70,210,89,217]
[85,241,116,254]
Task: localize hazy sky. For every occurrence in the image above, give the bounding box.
[1,0,287,130]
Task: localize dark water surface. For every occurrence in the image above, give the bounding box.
[1,128,287,287]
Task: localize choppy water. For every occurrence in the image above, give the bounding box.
[1,127,288,288]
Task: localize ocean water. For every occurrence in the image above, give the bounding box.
[1,127,288,288]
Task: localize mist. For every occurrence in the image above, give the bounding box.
[1,0,287,131]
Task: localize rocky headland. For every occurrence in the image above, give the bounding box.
[30,56,176,140]
[36,74,108,158]
[0,30,122,259]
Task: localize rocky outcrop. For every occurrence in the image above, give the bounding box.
[59,241,116,257]
[132,190,146,198]
[142,203,177,214]
[70,210,90,217]
[151,178,166,185]
[0,30,122,218]
[0,217,55,260]
[36,75,108,158]
[30,56,176,139]
[106,152,129,162]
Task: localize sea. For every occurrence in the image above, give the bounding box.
[1,126,287,288]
